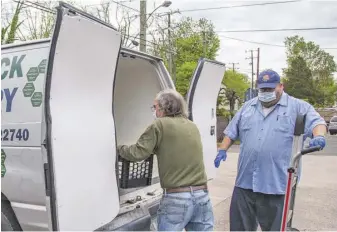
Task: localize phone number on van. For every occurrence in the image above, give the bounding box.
[1,129,29,141]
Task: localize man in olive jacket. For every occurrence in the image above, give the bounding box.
[117,89,213,231]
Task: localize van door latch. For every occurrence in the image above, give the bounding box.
[210,126,215,135]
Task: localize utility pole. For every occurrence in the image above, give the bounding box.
[250,50,254,90]
[156,9,179,84]
[246,49,257,90]
[202,31,207,57]
[139,0,147,52]
[256,48,260,88]
[167,13,174,83]
[228,62,239,72]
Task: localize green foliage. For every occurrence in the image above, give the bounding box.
[284,36,337,107]
[1,1,24,44]
[285,35,336,75]
[1,26,9,44]
[312,76,337,107]
[222,70,250,116]
[283,56,315,104]
[173,17,220,67]
[175,61,197,97]
[216,108,232,119]
[148,17,220,96]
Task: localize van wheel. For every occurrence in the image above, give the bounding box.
[1,201,22,231]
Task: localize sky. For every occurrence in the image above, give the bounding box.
[2,0,337,80]
[121,0,337,80]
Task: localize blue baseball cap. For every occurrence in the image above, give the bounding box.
[257,69,280,89]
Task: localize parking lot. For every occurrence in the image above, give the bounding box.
[210,135,337,231]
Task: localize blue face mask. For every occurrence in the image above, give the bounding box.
[258,91,276,103]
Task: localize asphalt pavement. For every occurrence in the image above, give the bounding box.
[209,134,337,231]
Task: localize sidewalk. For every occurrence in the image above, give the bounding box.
[208,152,239,231]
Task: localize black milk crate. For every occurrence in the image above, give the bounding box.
[118,155,154,189]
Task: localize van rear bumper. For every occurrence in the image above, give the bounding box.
[96,201,160,231]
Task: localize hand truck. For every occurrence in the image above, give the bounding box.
[280,115,322,231]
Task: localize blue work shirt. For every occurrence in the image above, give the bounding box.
[224,92,326,194]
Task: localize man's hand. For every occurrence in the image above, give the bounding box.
[309,135,326,150]
[214,150,227,168]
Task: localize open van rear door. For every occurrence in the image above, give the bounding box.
[44,3,121,231]
[186,58,226,180]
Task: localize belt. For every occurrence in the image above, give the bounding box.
[164,184,208,194]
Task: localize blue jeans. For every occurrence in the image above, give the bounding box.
[157,189,214,231]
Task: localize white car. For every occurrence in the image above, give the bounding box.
[328,116,337,135]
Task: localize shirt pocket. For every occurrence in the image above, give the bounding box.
[240,112,254,131]
[239,115,254,143]
[275,115,293,135]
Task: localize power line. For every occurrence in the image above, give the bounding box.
[9,2,175,54]
[220,35,284,47]
[85,0,139,12]
[216,27,337,33]
[219,35,337,50]
[80,0,166,23]
[178,0,301,13]
[25,0,55,14]
[106,0,139,12]
[126,34,176,54]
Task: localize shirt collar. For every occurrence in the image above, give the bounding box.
[277,92,288,106]
[251,91,288,106]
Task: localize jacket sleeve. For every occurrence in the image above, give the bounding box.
[117,120,162,162]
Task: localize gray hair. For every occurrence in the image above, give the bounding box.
[155,89,189,118]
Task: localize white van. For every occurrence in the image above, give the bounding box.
[1,2,226,231]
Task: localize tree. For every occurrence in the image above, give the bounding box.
[175,61,197,97]
[17,1,56,40]
[312,76,337,107]
[173,18,220,67]
[148,17,220,96]
[285,36,336,76]
[221,70,250,117]
[283,56,315,104]
[81,2,138,47]
[1,1,24,44]
[2,1,136,46]
[284,36,337,107]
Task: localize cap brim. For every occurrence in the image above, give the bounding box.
[258,83,278,89]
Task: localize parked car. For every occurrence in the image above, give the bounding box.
[328,116,337,135]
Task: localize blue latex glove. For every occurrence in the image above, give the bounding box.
[309,135,326,150]
[214,150,227,168]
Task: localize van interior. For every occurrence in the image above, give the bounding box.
[113,51,163,195]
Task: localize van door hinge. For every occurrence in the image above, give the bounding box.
[44,163,51,197]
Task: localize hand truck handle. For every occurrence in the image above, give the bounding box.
[300,145,322,155]
[290,145,322,168]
